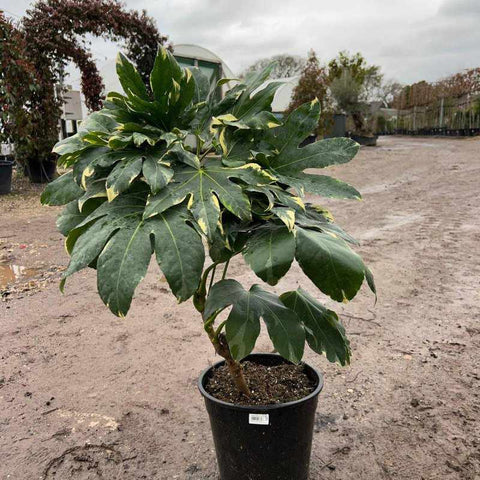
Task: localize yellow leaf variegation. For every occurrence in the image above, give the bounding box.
[42,46,375,371]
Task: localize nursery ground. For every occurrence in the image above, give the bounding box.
[1,135,479,480]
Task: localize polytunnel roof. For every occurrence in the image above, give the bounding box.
[173,44,235,78]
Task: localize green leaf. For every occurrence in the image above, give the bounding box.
[168,68,196,120]
[53,135,86,157]
[79,111,119,134]
[243,225,295,286]
[150,47,183,101]
[97,222,152,317]
[164,143,200,168]
[190,67,210,103]
[116,52,149,101]
[52,112,117,159]
[41,172,83,206]
[265,100,359,174]
[72,147,111,188]
[63,218,118,281]
[56,199,104,236]
[106,155,143,201]
[365,266,377,301]
[78,179,107,211]
[214,111,281,130]
[148,207,205,301]
[144,159,273,239]
[270,137,359,174]
[221,128,256,166]
[295,227,366,302]
[281,288,351,365]
[295,204,358,245]
[271,207,296,231]
[265,99,320,155]
[233,81,283,121]
[62,189,149,289]
[76,185,148,230]
[204,280,305,363]
[278,172,361,199]
[234,64,276,113]
[142,151,174,194]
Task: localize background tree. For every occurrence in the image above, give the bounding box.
[375,79,403,108]
[329,69,365,132]
[1,0,167,182]
[328,51,382,102]
[0,12,41,164]
[286,50,330,135]
[242,54,306,79]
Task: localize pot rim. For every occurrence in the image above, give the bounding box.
[198,353,324,411]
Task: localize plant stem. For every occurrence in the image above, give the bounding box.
[208,265,216,293]
[193,262,217,313]
[205,322,251,397]
[199,145,213,162]
[214,320,227,339]
[221,258,230,280]
[198,259,250,397]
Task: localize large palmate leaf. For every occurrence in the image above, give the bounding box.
[144,158,274,239]
[266,100,360,174]
[281,288,351,365]
[61,188,203,315]
[204,279,305,362]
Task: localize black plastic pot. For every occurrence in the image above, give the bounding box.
[0,157,14,195]
[198,353,324,480]
[25,160,57,183]
[350,134,378,146]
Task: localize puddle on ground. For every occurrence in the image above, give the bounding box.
[0,263,40,289]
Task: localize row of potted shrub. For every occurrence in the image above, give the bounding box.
[378,127,480,136]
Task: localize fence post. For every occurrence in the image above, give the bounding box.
[439,98,444,128]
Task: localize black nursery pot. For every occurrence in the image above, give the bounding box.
[198,353,324,480]
[26,160,57,183]
[0,157,14,195]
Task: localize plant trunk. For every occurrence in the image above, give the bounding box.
[224,352,251,397]
[205,324,251,397]
[352,111,364,132]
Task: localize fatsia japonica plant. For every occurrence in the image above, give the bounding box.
[41,47,375,396]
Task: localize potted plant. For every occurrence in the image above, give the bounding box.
[330,70,378,146]
[41,47,375,480]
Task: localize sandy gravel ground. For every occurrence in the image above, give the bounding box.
[1,136,479,480]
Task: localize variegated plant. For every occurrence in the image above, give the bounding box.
[41,47,375,396]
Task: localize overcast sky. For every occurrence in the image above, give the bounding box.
[3,0,479,84]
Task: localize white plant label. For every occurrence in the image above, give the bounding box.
[249,413,269,425]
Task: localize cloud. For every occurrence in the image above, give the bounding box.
[1,0,479,85]
[438,0,480,16]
